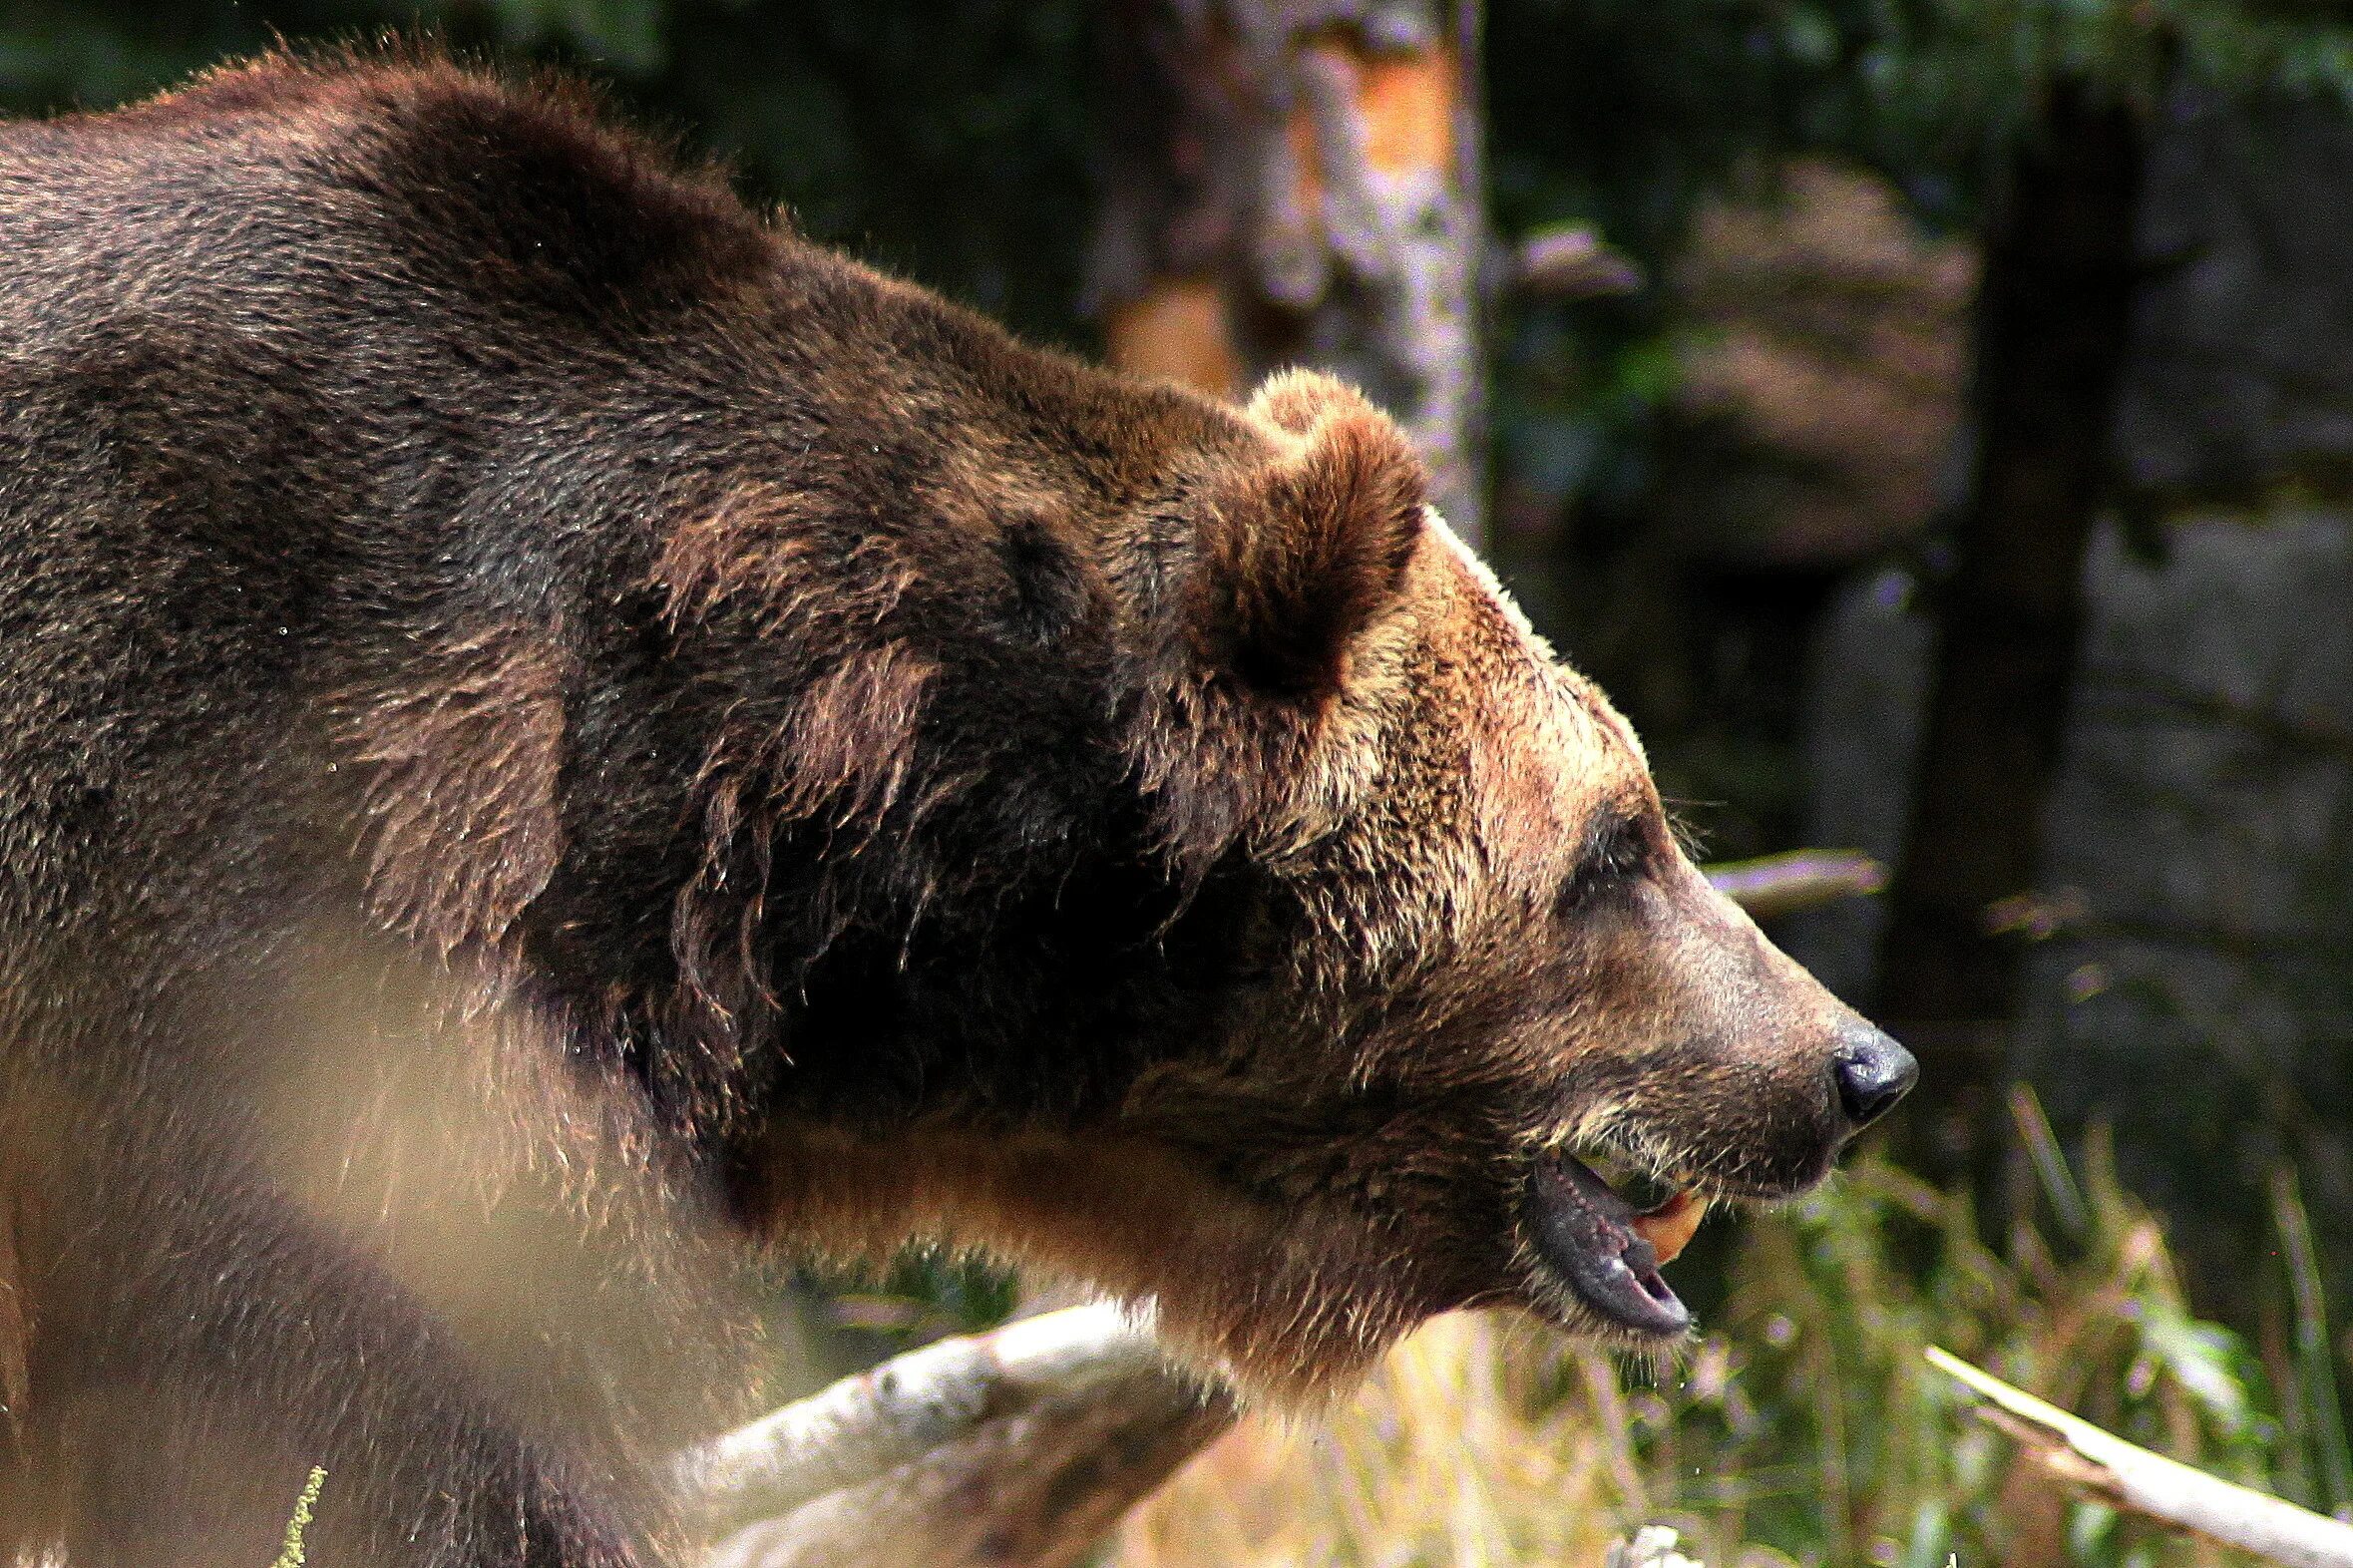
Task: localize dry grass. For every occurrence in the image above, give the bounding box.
[1115,1311,1639,1568]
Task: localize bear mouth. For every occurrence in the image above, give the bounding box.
[1522,1151,1706,1339]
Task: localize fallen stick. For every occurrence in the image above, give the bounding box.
[1927,1346,2353,1568]
[681,1304,1234,1567]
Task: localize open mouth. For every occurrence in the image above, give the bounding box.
[1523,1151,1708,1339]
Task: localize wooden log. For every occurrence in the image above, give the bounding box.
[680,1305,1234,1568]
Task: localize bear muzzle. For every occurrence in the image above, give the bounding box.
[1521,1150,1707,1338]
[1513,1018,1917,1341]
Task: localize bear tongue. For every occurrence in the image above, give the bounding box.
[1523,1153,1694,1338]
[1631,1187,1707,1266]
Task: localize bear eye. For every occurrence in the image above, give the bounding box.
[1556,812,1650,915]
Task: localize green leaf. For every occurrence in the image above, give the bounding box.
[2136,1309,2254,1435]
[2067,1499,2117,1562]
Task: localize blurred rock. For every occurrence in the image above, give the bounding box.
[2121,93,2353,502]
[2021,512,2353,1246]
[1790,510,2353,1267]
[1658,161,1975,568]
[1788,95,2353,1257]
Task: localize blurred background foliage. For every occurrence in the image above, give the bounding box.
[8,3,2353,1560]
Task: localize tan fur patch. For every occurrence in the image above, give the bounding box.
[749,1124,1423,1401]
[771,646,939,828]
[330,625,570,952]
[1417,517,1652,897]
[1244,369,1384,436]
[655,482,946,650]
[669,646,939,1055]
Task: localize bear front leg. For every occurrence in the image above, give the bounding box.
[13,1126,664,1568]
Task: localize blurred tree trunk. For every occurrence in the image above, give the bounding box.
[1089,0,1490,547]
[1877,77,2149,1179]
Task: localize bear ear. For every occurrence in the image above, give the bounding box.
[1187,375,1426,704]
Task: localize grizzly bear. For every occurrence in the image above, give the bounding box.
[0,50,1914,1568]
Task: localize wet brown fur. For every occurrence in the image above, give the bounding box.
[0,51,1888,1566]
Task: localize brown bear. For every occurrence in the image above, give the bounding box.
[0,50,1914,1568]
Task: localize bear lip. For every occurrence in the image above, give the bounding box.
[1522,1152,1696,1339]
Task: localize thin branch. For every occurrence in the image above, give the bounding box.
[1927,1345,2353,1568]
[1705,849,1888,921]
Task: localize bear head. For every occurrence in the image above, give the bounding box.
[697,356,1916,1399]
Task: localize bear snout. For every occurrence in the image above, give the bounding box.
[1629,869,1918,1185]
[1830,1019,1918,1129]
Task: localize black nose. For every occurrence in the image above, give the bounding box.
[1832,1023,1918,1128]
